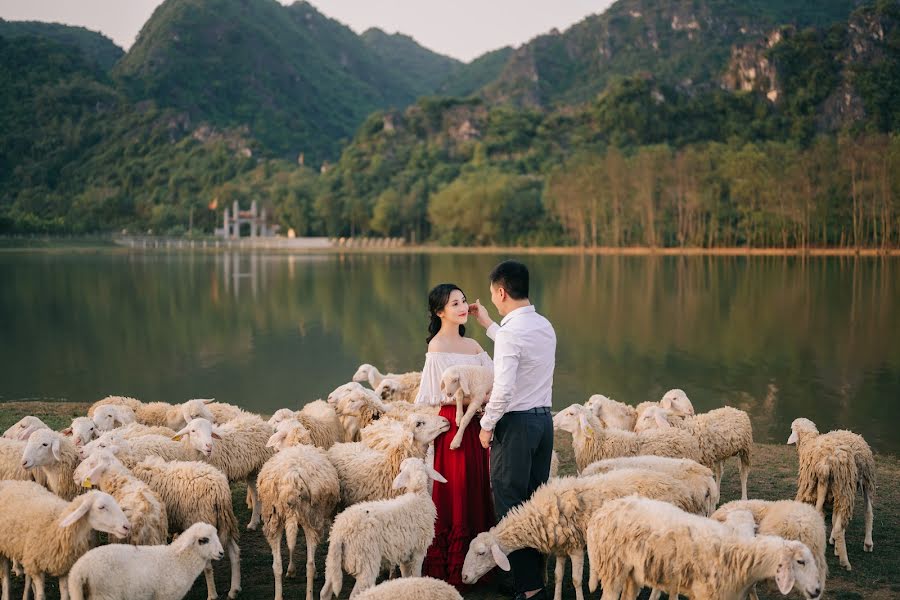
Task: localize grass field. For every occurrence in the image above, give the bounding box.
[1,401,897,599]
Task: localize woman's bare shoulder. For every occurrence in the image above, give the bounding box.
[466,338,486,354]
[428,337,452,353]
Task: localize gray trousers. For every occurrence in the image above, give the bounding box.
[490,408,554,593]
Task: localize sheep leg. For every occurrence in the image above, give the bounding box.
[864,488,874,552]
[348,565,377,598]
[304,526,319,600]
[409,552,425,577]
[28,572,43,600]
[0,556,9,600]
[455,389,465,427]
[268,525,285,600]
[247,478,262,530]
[621,576,641,600]
[10,561,21,578]
[203,561,219,600]
[648,589,661,600]
[227,539,241,599]
[832,512,851,571]
[739,451,750,501]
[814,477,828,516]
[553,555,565,600]
[449,402,481,450]
[600,576,624,600]
[57,576,68,600]
[748,582,761,600]
[285,519,299,577]
[20,574,29,600]
[569,549,584,600]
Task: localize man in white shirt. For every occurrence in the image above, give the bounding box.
[472,260,556,600]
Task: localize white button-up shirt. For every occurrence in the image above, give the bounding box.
[479,305,556,431]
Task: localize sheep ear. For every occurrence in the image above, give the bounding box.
[266,431,286,449]
[391,470,410,490]
[787,431,798,445]
[491,544,511,571]
[51,438,61,462]
[62,427,73,436]
[59,496,92,528]
[426,465,448,484]
[578,412,594,436]
[203,399,215,404]
[775,549,795,594]
[654,411,671,429]
[84,462,105,487]
[211,430,222,440]
[440,380,445,392]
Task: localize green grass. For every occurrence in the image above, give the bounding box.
[1,401,898,599]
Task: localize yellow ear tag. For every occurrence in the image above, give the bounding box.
[172,435,183,442]
[584,425,594,435]
[82,477,93,489]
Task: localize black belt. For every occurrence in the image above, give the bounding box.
[507,406,551,415]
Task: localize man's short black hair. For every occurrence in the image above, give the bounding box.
[489,260,529,300]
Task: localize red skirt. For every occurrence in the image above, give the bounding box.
[423,405,496,589]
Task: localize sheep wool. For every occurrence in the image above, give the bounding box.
[21,428,82,500]
[583,395,637,431]
[354,577,463,600]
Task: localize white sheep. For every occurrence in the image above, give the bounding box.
[326,414,449,506]
[80,431,195,465]
[553,403,702,473]
[326,381,365,405]
[713,499,828,600]
[334,388,390,442]
[635,404,754,500]
[130,456,241,600]
[73,449,169,546]
[788,417,875,570]
[583,394,637,430]
[461,467,716,600]
[438,365,493,450]
[2,416,49,441]
[582,455,720,514]
[172,415,275,530]
[586,495,822,600]
[292,400,344,449]
[61,417,98,449]
[353,577,462,600]
[320,457,446,599]
[659,388,698,415]
[92,405,136,432]
[0,481,130,600]
[352,363,421,392]
[67,521,224,600]
[114,422,178,439]
[373,376,421,404]
[180,398,246,425]
[0,437,37,483]
[21,428,82,500]
[268,408,297,427]
[88,396,186,430]
[257,443,340,600]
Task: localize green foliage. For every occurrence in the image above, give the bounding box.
[438,47,514,97]
[360,28,461,99]
[0,19,124,70]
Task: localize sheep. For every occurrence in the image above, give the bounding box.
[583,455,720,514]
[72,449,169,546]
[180,398,247,425]
[438,365,493,450]
[0,438,37,483]
[114,422,178,439]
[788,417,875,570]
[326,414,449,506]
[172,415,275,530]
[92,405,136,432]
[334,387,390,442]
[553,403,702,473]
[21,428,82,500]
[80,432,195,466]
[352,363,421,392]
[2,416,49,441]
[584,394,637,431]
[461,467,717,600]
[372,400,441,425]
[67,521,224,600]
[257,442,340,600]
[320,457,446,599]
[659,388,698,415]
[326,381,365,405]
[268,408,297,427]
[373,376,421,404]
[292,400,344,449]
[0,481,130,600]
[61,417,98,449]
[635,404,754,500]
[353,577,462,600]
[87,395,143,417]
[713,499,828,600]
[586,495,822,600]
[88,395,191,430]
[129,456,241,600]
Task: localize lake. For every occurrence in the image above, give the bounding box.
[0,250,897,454]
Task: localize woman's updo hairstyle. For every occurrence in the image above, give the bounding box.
[426,283,466,344]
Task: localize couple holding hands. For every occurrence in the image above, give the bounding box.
[413,260,556,600]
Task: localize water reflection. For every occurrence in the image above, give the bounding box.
[0,252,896,454]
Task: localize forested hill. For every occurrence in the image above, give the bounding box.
[0,19,123,70]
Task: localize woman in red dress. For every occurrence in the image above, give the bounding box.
[414,283,495,589]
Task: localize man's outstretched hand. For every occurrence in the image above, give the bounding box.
[470,299,493,329]
[479,428,492,449]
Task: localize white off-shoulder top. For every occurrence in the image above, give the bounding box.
[414,351,494,406]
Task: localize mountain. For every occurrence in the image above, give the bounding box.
[0,19,124,70]
[360,28,460,98]
[437,46,514,97]
[474,0,866,107]
[112,0,456,163]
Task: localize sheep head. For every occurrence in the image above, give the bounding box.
[553,404,597,437]
[173,418,222,457]
[461,531,511,583]
[93,405,124,432]
[326,381,363,405]
[352,363,378,386]
[376,378,401,401]
[391,457,447,493]
[267,408,296,427]
[633,406,674,433]
[80,432,129,460]
[21,428,65,469]
[2,416,49,441]
[73,448,120,488]
[439,366,470,402]
[659,389,695,416]
[64,416,98,448]
[788,418,819,445]
[267,421,312,450]
[172,522,225,561]
[776,540,821,599]
[405,414,450,450]
[181,399,217,426]
[60,490,131,539]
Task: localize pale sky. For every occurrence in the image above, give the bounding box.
[0,0,615,62]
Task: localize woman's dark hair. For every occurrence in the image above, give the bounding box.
[489,260,529,300]
[426,283,466,344]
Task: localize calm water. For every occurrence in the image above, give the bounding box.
[0,251,897,454]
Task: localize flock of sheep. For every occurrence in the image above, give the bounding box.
[0,360,878,600]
